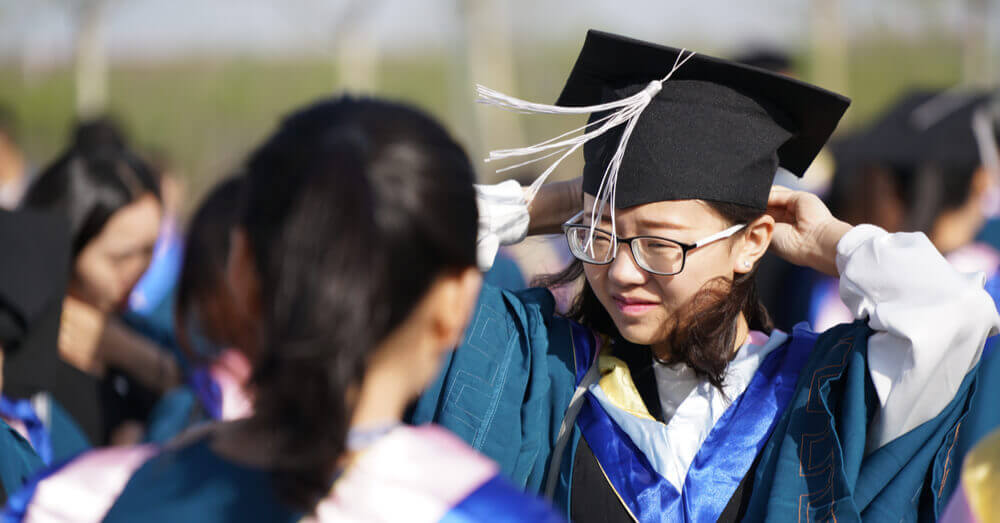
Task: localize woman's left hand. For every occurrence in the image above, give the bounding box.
[766,186,852,277]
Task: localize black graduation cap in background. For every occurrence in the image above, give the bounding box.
[832,89,999,175]
[553,30,851,210]
[733,48,793,74]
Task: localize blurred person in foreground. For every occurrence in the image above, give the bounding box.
[412,30,999,522]
[144,175,252,444]
[0,105,31,210]
[0,208,90,501]
[19,118,180,446]
[4,97,562,522]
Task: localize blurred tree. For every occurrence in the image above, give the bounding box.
[809,0,849,120]
[70,0,109,118]
[330,0,381,93]
[457,0,524,183]
[961,0,995,87]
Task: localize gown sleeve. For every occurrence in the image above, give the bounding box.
[836,225,1000,451]
[408,283,578,492]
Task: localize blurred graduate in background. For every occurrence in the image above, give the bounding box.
[0,208,89,501]
[20,119,181,445]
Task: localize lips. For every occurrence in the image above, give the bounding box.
[612,295,660,315]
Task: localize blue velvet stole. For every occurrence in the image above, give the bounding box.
[569,322,599,384]
[571,327,814,522]
[187,368,223,421]
[441,475,565,523]
[0,396,52,466]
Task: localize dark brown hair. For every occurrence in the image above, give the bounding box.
[537,201,772,391]
[21,117,161,257]
[240,97,477,511]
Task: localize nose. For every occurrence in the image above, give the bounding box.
[606,241,648,287]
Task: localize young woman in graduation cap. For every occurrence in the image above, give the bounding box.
[410,30,1000,522]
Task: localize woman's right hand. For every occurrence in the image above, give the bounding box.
[526,177,583,236]
[766,185,852,277]
[59,295,107,375]
[475,177,582,271]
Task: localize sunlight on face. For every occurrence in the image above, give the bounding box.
[72,194,162,312]
[580,194,743,346]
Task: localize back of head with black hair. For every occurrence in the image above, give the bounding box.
[174,175,245,359]
[240,96,478,510]
[20,117,161,256]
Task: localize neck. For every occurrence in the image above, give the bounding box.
[348,365,410,431]
[651,313,751,363]
[733,313,750,353]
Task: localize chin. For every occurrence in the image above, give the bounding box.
[610,315,667,346]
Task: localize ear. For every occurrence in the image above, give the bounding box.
[734,214,774,275]
[425,267,484,351]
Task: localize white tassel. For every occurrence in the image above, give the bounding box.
[476,48,697,241]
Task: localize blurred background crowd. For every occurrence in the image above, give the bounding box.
[0,0,998,500]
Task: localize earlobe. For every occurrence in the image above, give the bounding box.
[735,215,774,274]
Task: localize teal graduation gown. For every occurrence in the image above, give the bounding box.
[412,283,977,521]
[0,419,43,504]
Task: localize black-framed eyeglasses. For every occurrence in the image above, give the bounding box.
[561,211,747,276]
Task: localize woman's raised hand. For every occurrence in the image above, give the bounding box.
[766,186,852,277]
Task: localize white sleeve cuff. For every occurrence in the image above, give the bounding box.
[475,180,529,271]
[834,223,1000,451]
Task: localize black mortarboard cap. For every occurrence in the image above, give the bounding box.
[558,30,851,210]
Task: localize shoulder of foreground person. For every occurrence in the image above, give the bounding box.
[309,424,565,522]
[3,444,158,523]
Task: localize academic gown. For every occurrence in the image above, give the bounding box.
[3,425,563,522]
[411,225,999,522]
[0,420,43,506]
[0,394,90,467]
[804,241,1000,507]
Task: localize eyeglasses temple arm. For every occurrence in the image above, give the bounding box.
[563,211,585,227]
[693,224,747,248]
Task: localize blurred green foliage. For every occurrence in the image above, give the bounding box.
[0,35,967,211]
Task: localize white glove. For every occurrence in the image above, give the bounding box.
[475,180,529,271]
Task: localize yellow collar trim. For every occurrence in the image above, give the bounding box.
[596,353,656,421]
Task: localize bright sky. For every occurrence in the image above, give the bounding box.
[0,0,984,62]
